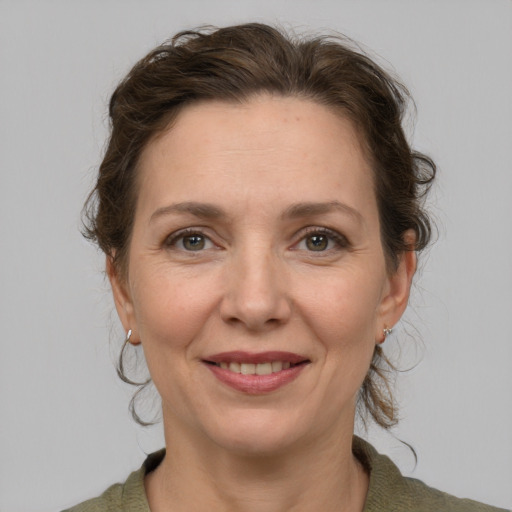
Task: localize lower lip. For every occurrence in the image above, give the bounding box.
[205,363,308,394]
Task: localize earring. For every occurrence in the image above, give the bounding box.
[383,327,393,339]
[125,329,142,345]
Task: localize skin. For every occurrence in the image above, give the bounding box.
[108,95,416,511]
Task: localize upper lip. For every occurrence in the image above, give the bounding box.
[204,351,309,365]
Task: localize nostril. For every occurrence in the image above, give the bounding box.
[219,270,292,330]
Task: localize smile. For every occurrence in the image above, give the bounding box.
[212,361,293,375]
[203,351,310,394]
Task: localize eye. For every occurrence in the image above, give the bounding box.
[165,229,215,251]
[305,234,330,251]
[295,228,349,253]
[181,234,208,251]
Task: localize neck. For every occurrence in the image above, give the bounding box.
[145,417,368,512]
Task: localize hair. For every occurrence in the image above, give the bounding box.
[83,23,436,428]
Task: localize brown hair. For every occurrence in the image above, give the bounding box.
[83,23,435,428]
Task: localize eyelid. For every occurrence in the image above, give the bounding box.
[292,226,350,251]
[164,227,217,250]
[162,225,349,252]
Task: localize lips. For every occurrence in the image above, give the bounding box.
[203,351,310,394]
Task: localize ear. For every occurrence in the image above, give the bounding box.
[376,230,417,343]
[106,255,141,345]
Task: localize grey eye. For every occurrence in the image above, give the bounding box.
[182,235,206,251]
[305,234,329,251]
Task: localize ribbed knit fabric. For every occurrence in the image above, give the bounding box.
[63,437,509,511]
[352,439,509,512]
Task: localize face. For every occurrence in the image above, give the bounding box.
[110,95,414,456]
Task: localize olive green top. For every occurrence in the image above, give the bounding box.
[63,437,509,512]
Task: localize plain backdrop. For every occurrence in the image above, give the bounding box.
[1,1,511,510]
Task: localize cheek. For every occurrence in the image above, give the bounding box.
[128,269,221,410]
[297,266,383,398]
[298,266,384,344]
[130,262,221,355]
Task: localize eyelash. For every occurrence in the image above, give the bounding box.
[164,228,215,251]
[163,227,350,253]
[295,227,350,253]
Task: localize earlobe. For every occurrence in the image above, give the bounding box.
[106,256,140,345]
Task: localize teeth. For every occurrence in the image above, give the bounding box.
[256,362,272,375]
[218,361,296,375]
[240,363,256,375]
[271,361,283,372]
[229,362,241,373]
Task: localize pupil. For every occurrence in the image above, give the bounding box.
[184,235,204,250]
[307,235,327,251]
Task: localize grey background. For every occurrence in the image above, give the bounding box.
[1,1,511,510]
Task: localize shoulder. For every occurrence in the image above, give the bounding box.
[61,450,165,512]
[61,481,124,512]
[353,437,509,512]
[397,476,509,512]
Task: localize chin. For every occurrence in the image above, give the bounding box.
[203,408,314,457]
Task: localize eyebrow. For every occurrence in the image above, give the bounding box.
[282,201,364,224]
[150,202,226,223]
[149,200,363,224]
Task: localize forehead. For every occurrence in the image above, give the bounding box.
[136,95,376,215]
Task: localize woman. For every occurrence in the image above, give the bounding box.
[66,23,506,512]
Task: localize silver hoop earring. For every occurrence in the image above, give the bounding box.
[125,329,133,344]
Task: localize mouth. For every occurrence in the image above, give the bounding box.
[202,351,310,393]
[204,360,306,375]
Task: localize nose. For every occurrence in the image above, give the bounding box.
[220,246,292,332]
